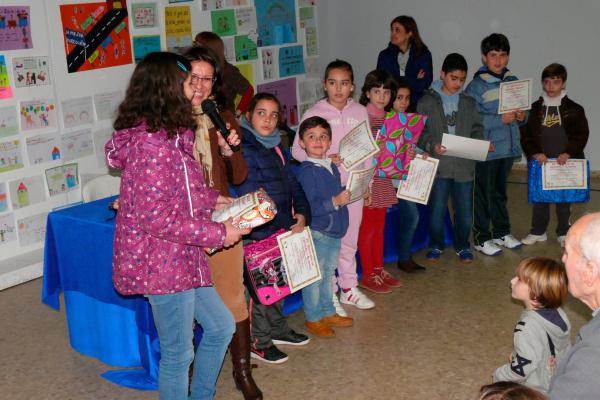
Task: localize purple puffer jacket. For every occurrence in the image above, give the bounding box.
[105,122,225,295]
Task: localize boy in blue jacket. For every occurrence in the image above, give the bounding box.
[296,116,354,338]
[465,33,527,256]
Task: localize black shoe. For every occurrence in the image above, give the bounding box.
[397,259,426,273]
[272,330,310,346]
[250,345,288,364]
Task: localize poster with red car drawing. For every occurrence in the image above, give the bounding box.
[0,6,32,51]
[59,0,132,73]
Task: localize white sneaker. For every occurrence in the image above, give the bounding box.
[474,240,503,256]
[339,287,375,310]
[492,234,522,249]
[332,292,348,317]
[557,235,566,248]
[521,233,548,245]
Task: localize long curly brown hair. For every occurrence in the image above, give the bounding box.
[113,52,196,137]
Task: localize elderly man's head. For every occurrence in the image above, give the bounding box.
[562,213,600,309]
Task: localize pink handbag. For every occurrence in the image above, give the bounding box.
[376,112,427,180]
[243,229,291,305]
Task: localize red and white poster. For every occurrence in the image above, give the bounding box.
[59,0,132,73]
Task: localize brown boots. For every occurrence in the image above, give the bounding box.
[230,318,263,400]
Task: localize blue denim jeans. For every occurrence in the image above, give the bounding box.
[396,199,420,261]
[302,231,340,322]
[429,178,473,252]
[147,287,235,400]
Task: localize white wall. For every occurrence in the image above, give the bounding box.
[317,0,599,168]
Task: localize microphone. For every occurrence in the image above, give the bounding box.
[200,99,240,152]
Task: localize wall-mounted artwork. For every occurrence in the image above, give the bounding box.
[0,6,32,51]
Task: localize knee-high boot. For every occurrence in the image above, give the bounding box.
[230,318,263,400]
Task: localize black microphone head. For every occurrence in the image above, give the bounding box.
[201,99,217,114]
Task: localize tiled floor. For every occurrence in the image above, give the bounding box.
[2,178,597,400]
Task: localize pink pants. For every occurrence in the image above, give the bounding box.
[332,198,363,291]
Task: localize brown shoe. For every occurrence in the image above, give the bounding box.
[230,319,263,400]
[304,321,335,338]
[321,313,354,327]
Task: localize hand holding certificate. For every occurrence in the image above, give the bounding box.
[441,133,490,161]
[338,120,379,171]
[277,228,321,293]
[397,155,439,204]
[346,166,375,203]
[498,79,532,114]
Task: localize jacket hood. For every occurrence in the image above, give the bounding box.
[105,123,151,170]
[473,66,515,83]
[529,308,571,341]
[431,79,463,96]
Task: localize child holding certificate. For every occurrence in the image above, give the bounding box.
[235,93,311,364]
[417,53,484,264]
[520,63,589,248]
[296,116,354,338]
[292,60,375,315]
[356,70,403,294]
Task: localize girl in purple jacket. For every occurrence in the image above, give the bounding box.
[106,52,247,400]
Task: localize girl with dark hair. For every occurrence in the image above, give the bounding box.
[106,51,248,399]
[376,15,433,107]
[181,46,262,400]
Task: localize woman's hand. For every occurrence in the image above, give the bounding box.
[215,195,233,211]
[217,123,240,157]
[329,153,343,167]
[290,213,306,233]
[223,219,249,247]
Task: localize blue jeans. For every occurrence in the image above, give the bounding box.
[147,287,235,400]
[429,178,473,252]
[396,199,420,261]
[302,231,340,322]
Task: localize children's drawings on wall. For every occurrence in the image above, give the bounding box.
[133,35,161,64]
[202,0,249,11]
[255,0,296,46]
[26,133,61,166]
[278,45,305,77]
[235,35,258,62]
[304,57,319,78]
[298,78,322,104]
[0,106,18,138]
[61,96,94,129]
[0,212,16,246]
[261,47,277,80]
[61,129,94,161]
[0,139,24,173]
[131,2,157,28]
[223,37,235,63]
[59,1,133,73]
[0,182,8,212]
[165,5,192,51]
[12,56,51,88]
[257,77,298,126]
[18,212,48,247]
[20,99,57,132]
[0,55,12,99]
[235,7,257,33]
[93,90,123,121]
[211,9,237,37]
[93,127,112,168]
[8,175,45,210]
[305,27,318,56]
[299,7,315,29]
[0,6,32,51]
[45,163,79,197]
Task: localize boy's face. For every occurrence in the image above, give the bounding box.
[366,86,392,110]
[543,76,565,98]
[510,275,535,309]
[440,69,467,96]
[481,50,509,75]
[393,88,411,113]
[299,126,331,159]
[246,99,280,137]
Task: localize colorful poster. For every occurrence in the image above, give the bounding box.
[305,27,318,56]
[59,1,133,73]
[279,45,305,77]
[257,77,298,126]
[94,90,123,121]
[261,47,277,80]
[202,0,249,11]
[165,5,192,51]
[12,57,51,88]
[235,7,257,33]
[0,55,12,99]
[0,106,18,138]
[133,35,161,63]
[0,212,16,246]
[234,35,258,62]
[235,63,253,109]
[26,133,61,165]
[18,212,48,247]
[45,163,79,197]
[255,0,296,46]
[93,127,113,168]
[131,3,157,28]
[211,9,237,37]
[0,6,32,51]
[0,182,7,212]
[61,129,94,161]
[0,139,23,173]
[62,97,94,129]
[8,175,45,210]
[20,99,57,132]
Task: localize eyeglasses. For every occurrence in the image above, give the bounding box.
[190,74,215,85]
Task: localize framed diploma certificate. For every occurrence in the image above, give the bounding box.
[498,79,532,114]
[542,159,588,190]
[338,120,379,171]
[396,155,439,205]
[277,228,321,293]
